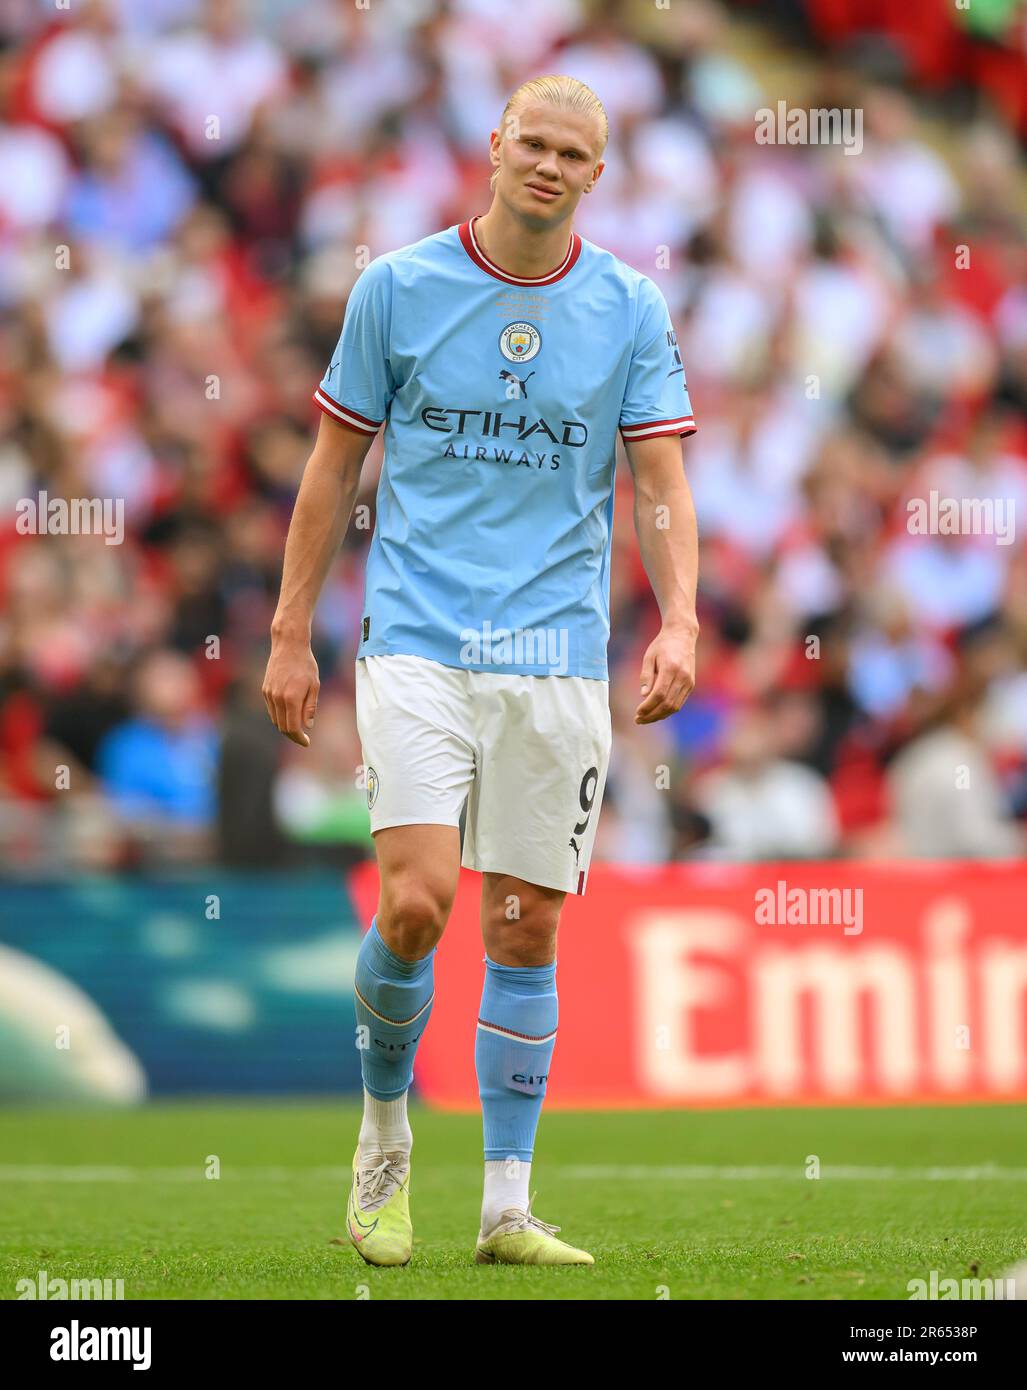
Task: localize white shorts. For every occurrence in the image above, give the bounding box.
[355,654,611,894]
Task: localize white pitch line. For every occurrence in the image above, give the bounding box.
[0,1166,350,1183]
[2,1164,1027,1183]
[563,1165,1027,1181]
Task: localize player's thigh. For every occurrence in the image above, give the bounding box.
[355,654,475,831]
[356,654,475,953]
[463,673,611,896]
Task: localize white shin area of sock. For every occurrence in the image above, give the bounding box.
[482,1159,531,1233]
[358,1089,412,1161]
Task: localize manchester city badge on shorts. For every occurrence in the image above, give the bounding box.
[365,765,379,810]
[499,322,541,362]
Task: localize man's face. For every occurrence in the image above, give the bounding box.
[490,101,604,224]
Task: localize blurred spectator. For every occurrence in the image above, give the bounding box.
[64,107,197,256]
[217,648,290,867]
[95,649,217,853]
[139,0,288,165]
[693,706,841,859]
[887,679,1024,859]
[848,591,954,720]
[39,649,131,781]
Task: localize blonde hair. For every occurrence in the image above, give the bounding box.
[490,75,608,191]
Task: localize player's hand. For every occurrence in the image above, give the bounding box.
[262,633,319,747]
[635,625,697,725]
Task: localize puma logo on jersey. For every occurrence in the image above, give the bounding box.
[499,369,535,398]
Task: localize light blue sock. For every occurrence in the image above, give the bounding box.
[475,955,557,1162]
[354,917,435,1101]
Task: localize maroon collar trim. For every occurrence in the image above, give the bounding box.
[458,216,582,286]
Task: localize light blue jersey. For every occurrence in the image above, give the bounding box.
[315,217,696,679]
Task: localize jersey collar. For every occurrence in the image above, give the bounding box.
[458,215,582,286]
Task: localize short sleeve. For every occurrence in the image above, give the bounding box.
[313,259,395,435]
[619,277,696,443]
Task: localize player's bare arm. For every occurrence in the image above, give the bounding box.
[625,432,700,726]
[263,414,373,746]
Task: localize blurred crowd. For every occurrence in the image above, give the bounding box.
[1,0,1025,872]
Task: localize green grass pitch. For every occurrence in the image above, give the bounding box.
[1,1101,1024,1300]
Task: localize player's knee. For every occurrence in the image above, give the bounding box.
[485,911,559,967]
[378,879,450,958]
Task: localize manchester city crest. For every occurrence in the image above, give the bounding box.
[366,766,379,810]
[499,321,541,363]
